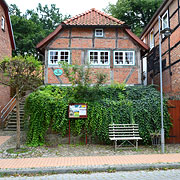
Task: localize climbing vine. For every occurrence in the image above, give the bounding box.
[24,85,171,146]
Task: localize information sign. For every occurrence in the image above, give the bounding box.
[68,104,87,118]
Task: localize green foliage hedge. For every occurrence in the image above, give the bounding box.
[24,85,171,146]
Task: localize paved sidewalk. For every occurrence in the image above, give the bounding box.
[0,136,180,174]
[0,153,180,169]
[0,153,179,175]
[0,136,11,146]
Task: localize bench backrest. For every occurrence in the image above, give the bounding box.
[109,124,141,139]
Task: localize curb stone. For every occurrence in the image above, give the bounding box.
[0,163,180,175]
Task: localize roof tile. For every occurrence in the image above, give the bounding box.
[63,8,124,26]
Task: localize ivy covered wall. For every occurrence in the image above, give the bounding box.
[24,85,171,146]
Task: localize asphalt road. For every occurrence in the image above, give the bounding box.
[1,169,180,180]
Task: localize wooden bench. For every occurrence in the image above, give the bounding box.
[109,124,142,151]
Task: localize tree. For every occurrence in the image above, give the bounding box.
[0,56,42,149]
[9,4,70,57]
[61,62,107,100]
[105,0,163,36]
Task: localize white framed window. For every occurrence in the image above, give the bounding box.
[162,10,169,38]
[48,50,70,66]
[1,16,5,30]
[89,50,110,65]
[95,29,103,37]
[162,10,169,30]
[149,29,154,49]
[114,51,135,65]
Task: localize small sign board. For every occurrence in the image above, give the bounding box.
[69,104,87,118]
[54,69,63,76]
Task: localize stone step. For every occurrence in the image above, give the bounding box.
[3,98,26,131]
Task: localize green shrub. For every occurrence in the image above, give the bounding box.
[24,85,171,146]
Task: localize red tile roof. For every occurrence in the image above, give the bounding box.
[125,29,149,51]
[36,8,149,52]
[63,8,124,26]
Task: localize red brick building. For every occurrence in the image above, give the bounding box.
[141,0,180,99]
[0,0,15,109]
[37,8,149,85]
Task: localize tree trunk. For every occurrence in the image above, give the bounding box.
[16,87,21,149]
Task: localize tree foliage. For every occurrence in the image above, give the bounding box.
[9,4,70,56]
[0,56,43,149]
[61,63,107,87]
[0,56,42,89]
[105,0,163,36]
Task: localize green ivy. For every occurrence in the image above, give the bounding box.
[24,85,171,146]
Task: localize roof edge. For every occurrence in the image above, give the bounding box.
[125,29,149,51]
[63,8,124,25]
[36,25,63,49]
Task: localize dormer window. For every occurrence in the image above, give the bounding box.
[1,16,5,30]
[95,29,103,37]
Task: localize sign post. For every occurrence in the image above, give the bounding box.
[68,104,88,144]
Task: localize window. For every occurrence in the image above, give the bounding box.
[48,50,70,65]
[114,51,135,65]
[89,50,110,65]
[150,29,154,49]
[95,29,103,37]
[162,10,169,38]
[1,16,5,30]
[162,11,169,30]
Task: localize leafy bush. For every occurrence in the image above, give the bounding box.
[24,85,171,146]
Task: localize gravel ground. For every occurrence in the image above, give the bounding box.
[0,130,180,159]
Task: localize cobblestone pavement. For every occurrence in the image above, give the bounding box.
[1,130,180,159]
[2,169,180,180]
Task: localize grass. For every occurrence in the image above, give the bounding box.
[72,170,92,174]
[6,148,29,154]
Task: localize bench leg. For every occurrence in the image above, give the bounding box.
[136,140,138,150]
[114,140,117,151]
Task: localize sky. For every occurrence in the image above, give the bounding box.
[6,0,117,16]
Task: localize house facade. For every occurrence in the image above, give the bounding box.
[0,0,15,109]
[37,8,149,85]
[141,0,180,99]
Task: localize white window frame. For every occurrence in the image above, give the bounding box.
[88,50,110,65]
[95,29,103,37]
[1,16,5,30]
[162,10,169,38]
[48,50,70,66]
[149,29,154,49]
[162,10,169,30]
[113,51,135,65]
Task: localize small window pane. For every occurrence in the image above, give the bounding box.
[50,51,58,64]
[100,51,109,64]
[90,52,98,64]
[125,52,134,64]
[60,51,69,63]
[115,52,123,64]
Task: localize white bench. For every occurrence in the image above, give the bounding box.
[109,124,142,151]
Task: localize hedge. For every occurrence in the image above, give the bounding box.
[24,84,171,146]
